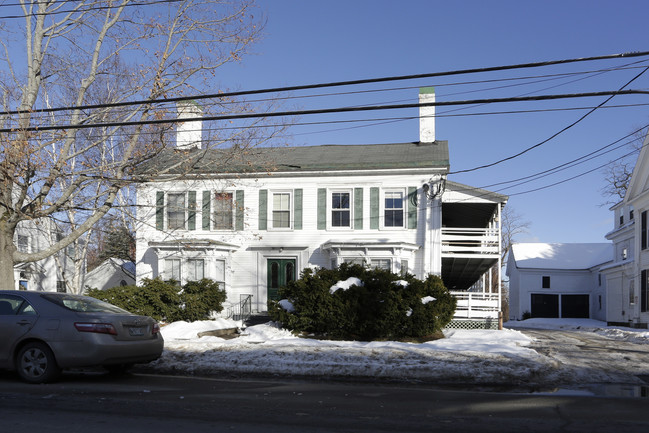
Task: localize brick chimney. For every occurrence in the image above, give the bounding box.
[419,87,435,143]
[176,101,202,149]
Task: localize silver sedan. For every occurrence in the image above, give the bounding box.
[0,290,164,383]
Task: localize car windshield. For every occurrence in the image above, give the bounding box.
[42,294,130,314]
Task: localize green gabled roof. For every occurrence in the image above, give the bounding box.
[137,141,450,177]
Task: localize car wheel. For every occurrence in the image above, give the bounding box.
[16,342,61,384]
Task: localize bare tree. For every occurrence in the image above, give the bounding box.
[0,0,282,290]
[501,205,530,265]
[600,125,647,204]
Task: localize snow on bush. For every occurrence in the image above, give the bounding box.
[329,277,363,294]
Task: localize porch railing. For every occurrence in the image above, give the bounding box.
[225,294,252,322]
[450,291,500,319]
[441,228,499,255]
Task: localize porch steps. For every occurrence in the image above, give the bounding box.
[244,314,272,327]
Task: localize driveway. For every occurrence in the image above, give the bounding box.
[515,327,649,393]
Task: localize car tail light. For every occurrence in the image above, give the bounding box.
[74,322,117,335]
[152,323,161,335]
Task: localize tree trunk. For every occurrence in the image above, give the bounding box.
[0,220,16,290]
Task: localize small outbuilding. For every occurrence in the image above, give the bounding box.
[84,258,135,292]
[507,243,612,321]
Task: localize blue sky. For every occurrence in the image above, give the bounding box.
[213,0,649,244]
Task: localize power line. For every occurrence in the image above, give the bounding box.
[0,0,185,20]
[449,65,649,175]
[6,50,649,116]
[6,89,649,133]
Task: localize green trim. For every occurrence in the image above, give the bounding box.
[354,188,363,230]
[370,187,379,230]
[156,191,164,230]
[188,191,196,230]
[259,190,268,230]
[235,190,244,231]
[202,191,211,230]
[317,188,326,230]
[294,189,303,230]
[419,86,435,94]
[407,186,417,229]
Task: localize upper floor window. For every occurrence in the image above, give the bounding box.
[214,192,234,230]
[17,235,29,253]
[272,192,291,229]
[331,191,351,228]
[542,276,551,289]
[167,193,186,230]
[384,191,404,228]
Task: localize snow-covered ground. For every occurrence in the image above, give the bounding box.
[144,317,649,389]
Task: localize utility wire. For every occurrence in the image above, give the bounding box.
[5,89,649,133]
[5,50,649,116]
[0,0,185,20]
[449,65,649,174]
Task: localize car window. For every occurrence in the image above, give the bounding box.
[42,294,129,314]
[0,295,35,316]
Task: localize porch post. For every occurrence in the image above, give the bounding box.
[497,203,503,321]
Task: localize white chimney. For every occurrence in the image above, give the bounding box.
[419,87,435,143]
[176,101,203,149]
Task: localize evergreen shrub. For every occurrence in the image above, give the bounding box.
[268,263,456,341]
[86,277,226,322]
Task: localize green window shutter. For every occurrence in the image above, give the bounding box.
[156,191,165,230]
[202,191,211,230]
[235,190,245,231]
[294,189,303,230]
[259,189,268,230]
[370,187,380,230]
[317,188,326,230]
[188,191,197,230]
[354,188,363,230]
[407,186,418,229]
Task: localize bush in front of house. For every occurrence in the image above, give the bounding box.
[268,263,457,341]
[86,277,226,322]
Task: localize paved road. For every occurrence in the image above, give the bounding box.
[1,370,649,432]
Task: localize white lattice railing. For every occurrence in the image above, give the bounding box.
[441,228,499,255]
[451,291,500,319]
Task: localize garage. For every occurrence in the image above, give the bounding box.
[531,293,590,318]
[561,294,590,318]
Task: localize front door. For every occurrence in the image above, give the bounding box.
[267,259,296,305]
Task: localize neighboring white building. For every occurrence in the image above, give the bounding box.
[507,243,612,321]
[84,258,135,291]
[135,89,508,327]
[604,130,649,328]
[13,219,80,292]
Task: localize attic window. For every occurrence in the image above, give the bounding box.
[542,276,551,289]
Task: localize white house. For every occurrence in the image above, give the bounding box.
[13,219,80,292]
[603,130,649,328]
[135,88,508,328]
[84,258,135,291]
[507,243,612,321]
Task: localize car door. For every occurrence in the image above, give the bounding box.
[0,295,38,365]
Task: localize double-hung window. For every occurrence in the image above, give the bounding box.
[165,258,181,281]
[167,193,186,230]
[187,259,205,281]
[214,192,234,230]
[331,191,351,228]
[272,192,291,229]
[384,191,404,228]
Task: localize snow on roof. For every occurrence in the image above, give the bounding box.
[511,243,613,270]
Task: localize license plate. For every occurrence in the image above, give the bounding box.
[128,327,145,336]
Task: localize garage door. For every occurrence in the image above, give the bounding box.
[531,294,559,318]
[561,294,589,318]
